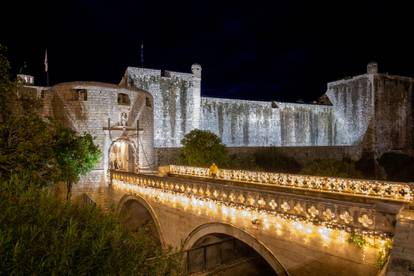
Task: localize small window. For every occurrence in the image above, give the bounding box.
[145,97,152,107]
[80,89,87,101]
[40,90,46,99]
[118,93,130,105]
[70,89,87,101]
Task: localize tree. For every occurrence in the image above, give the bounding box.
[53,126,101,199]
[0,47,101,194]
[180,129,228,167]
[0,115,58,187]
[0,177,182,275]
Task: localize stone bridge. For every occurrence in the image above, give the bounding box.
[84,166,413,275]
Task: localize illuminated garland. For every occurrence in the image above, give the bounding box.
[168,165,413,202]
[112,174,391,252]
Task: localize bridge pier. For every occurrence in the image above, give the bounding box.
[386,207,414,275]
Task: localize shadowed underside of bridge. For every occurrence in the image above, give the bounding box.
[105,166,414,276]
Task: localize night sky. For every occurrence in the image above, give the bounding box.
[1,0,413,102]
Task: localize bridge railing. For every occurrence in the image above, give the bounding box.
[162,165,413,203]
[110,169,401,239]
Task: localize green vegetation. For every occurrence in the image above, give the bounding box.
[0,177,181,275]
[252,148,301,173]
[0,45,101,197]
[180,129,229,167]
[0,46,180,274]
[54,127,101,199]
[347,233,367,248]
[376,240,392,270]
[300,159,363,178]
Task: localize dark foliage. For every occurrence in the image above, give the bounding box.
[377,152,414,182]
[0,177,182,275]
[300,159,363,178]
[180,129,229,167]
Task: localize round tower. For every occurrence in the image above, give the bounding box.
[367,62,378,74]
[191,63,202,78]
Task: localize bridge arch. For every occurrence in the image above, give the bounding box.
[183,222,288,275]
[117,194,166,249]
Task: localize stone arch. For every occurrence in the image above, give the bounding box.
[108,137,138,172]
[117,194,166,249]
[183,222,288,275]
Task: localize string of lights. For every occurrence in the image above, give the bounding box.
[168,165,413,202]
[111,171,392,254]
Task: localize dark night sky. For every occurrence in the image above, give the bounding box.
[1,0,413,102]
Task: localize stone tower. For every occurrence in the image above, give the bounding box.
[367,62,378,74]
[122,64,202,147]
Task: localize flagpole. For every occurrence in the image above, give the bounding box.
[140,41,144,67]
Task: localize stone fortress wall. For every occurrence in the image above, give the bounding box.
[21,81,155,173]
[20,61,413,172]
[122,62,414,158]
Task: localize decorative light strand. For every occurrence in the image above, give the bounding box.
[167,165,413,202]
[112,175,391,252]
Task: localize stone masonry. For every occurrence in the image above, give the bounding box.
[122,62,414,159]
[22,62,413,173]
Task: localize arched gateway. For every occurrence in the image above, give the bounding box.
[108,138,137,172]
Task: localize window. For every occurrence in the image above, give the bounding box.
[145,97,152,107]
[70,89,87,101]
[118,93,130,105]
[40,90,46,99]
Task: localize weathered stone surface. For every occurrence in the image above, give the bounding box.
[124,64,413,159]
[386,208,414,275]
[23,63,414,173]
[35,82,155,174]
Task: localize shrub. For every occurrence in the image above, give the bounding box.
[300,159,363,178]
[377,152,414,182]
[253,148,301,173]
[0,177,182,275]
[180,129,229,167]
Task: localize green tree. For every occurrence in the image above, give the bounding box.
[180,129,228,167]
[0,46,101,194]
[54,126,101,199]
[0,116,58,187]
[0,177,182,275]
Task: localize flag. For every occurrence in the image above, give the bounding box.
[44,49,48,72]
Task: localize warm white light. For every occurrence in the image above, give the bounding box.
[112,174,391,253]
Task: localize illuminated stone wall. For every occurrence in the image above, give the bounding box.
[325,72,414,157]
[326,75,374,146]
[371,75,414,157]
[124,64,413,160]
[121,67,201,147]
[38,82,155,172]
[201,98,335,146]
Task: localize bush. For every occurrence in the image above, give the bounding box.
[253,148,301,173]
[180,129,229,167]
[300,159,363,178]
[0,176,182,275]
[377,152,414,182]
